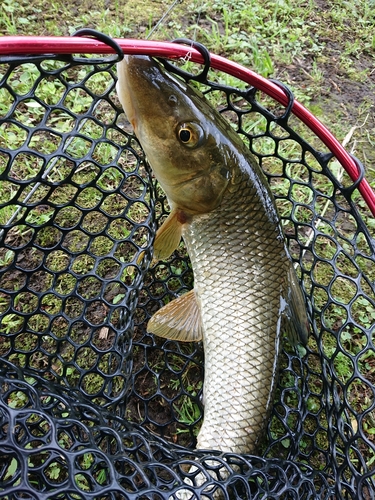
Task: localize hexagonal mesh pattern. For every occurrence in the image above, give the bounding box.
[0,56,155,411]
[0,49,375,499]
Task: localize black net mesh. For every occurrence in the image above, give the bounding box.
[0,47,374,499]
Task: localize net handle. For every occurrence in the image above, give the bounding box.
[1,35,374,216]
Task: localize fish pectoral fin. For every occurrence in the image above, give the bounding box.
[283,264,310,346]
[153,208,185,261]
[147,289,203,342]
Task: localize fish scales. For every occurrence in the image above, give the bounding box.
[183,164,287,453]
[116,55,309,457]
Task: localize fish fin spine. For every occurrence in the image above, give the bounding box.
[282,263,310,346]
[147,289,203,342]
[153,208,187,261]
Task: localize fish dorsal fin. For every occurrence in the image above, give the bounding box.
[147,289,203,342]
[282,264,310,346]
[153,208,186,261]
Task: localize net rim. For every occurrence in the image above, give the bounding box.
[1,35,374,216]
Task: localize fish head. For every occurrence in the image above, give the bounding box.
[117,55,235,215]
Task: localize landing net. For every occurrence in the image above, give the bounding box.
[0,35,374,499]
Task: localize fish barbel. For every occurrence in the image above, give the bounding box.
[116,55,309,454]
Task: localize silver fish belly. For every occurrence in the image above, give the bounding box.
[182,165,287,453]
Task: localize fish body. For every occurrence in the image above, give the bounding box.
[116,56,308,454]
[183,174,285,453]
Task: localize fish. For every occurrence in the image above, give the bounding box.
[116,55,309,456]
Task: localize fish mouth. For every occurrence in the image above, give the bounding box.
[117,55,164,133]
[117,56,149,129]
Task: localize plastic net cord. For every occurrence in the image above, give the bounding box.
[0,36,374,499]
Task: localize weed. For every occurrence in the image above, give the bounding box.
[174,393,201,435]
[0,314,24,335]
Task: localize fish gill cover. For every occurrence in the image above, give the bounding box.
[0,36,374,499]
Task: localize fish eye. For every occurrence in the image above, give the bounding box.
[177,122,204,148]
[179,129,191,142]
